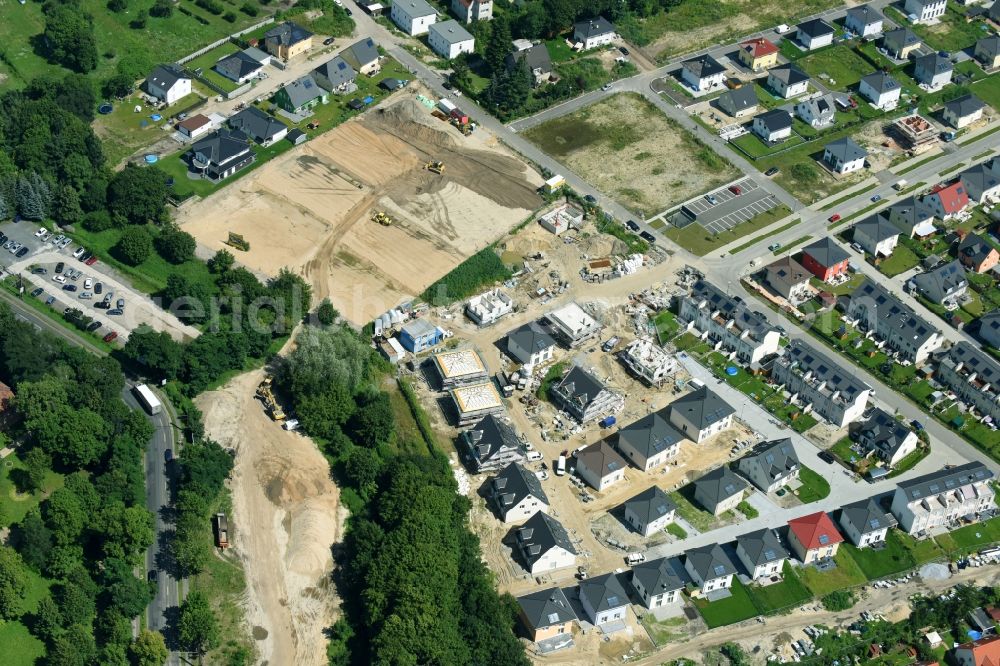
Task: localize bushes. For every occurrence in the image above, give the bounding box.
[821,589,856,611]
[195,0,225,14]
[420,248,511,305]
[114,227,153,266]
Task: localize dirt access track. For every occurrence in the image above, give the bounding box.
[177,96,544,325]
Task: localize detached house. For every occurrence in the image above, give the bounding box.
[937,342,1000,422]
[975,34,1000,69]
[622,486,677,536]
[853,214,899,257]
[515,512,577,573]
[960,157,1000,203]
[263,22,313,60]
[823,137,868,174]
[954,636,1000,666]
[630,557,688,609]
[912,259,968,307]
[856,407,920,467]
[787,511,844,563]
[550,365,619,423]
[738,37,779,70]
[958,232,1000,273]
[573,17,616,50]
[925,181,971,219]
[889,461,995,535]
[736,438,800,494]
[847,279,942,365]
[883,28,922,59]
[668,385,735,444]
[752,109,793,144]
[227,107,288,146]
[766,256,812,304]
[517,587,576,643]
[681,54,726,92]
[506,44,552,87]
[340,38,381,76]
[735,528,789,580]
[575,441,627,491]
[796,94,836,128]
[914,53,953,89]
[506,321,556,367]
[188,129,255,181]
[888,197,937,237]
[838,498,897,547]
[904,0,947,23]
[678,279,781,365]
[489,462,549,523]
[214,51,264,84]
[313,56,357,93]
[391,0,438,36]
[767,63,810,98]
[845,5,884,38]
[451,0,492,23]
[146,64,191,105]
[273,75,328,114]
[796,18,835,50]
[944,94,986,129]
[176,114,212,140]
[772,340,872,427]
[801,237,850,282]
[693,465,748,516]
[428,19,475,59]
[579,573,630,626]
[717,86,759,118]
[615,409,684,471]
[684,543,737,594]
[860,72,901,110]
[461,414,525,473]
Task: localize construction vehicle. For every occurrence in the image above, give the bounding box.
[225,232,250,252]
[450,117,473,135]
[214,512,230,549]
[255,376,286,421]
[371,211,392,226]
[425,161,444,174]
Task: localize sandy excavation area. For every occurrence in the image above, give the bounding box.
[177,97,544,325]
[196,369,345,666]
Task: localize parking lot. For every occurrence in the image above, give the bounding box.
[680,178,780,234]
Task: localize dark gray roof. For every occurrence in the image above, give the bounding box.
[576,441,627,479]
[961,156,1000,194]
[670,385,735,429]
[896,460,993,501]
[991,1,1000,21]
[913,259,967,299]
[685,543,737,580]
[579,572,629,614]
[341,38,380,70]
[430,19,473,45]
[959,232,997,265]
[618,409,684,458]
[779,339,872,399]
[826,137,868,163]
[631,556,688,596]
[853,214,898,243]
[850,278,938,348]
[767,256,811,285]
[464,414,523,464]
[798,18,834,38]
[742,438,800,483]
[574,16,615,39]
[516,512,577,566]
[215,51,263,81]
[862,71,900,94]
[623,486,677,526]
[281,74,325,109]
[694,465,748,504]
[770,63,810,86]
[756,109,793,132]
[914,53,953,77]
[840,497,896,535]
[265,21,313,47]
[846,4,883,25]
[737,528,789,566]
[191,129,251,165]
[802,236,850,267]
[981,309,1000,342]
[684,54,725,79]
[978,34,1000,59]
[859,407,916,459]
[552,365,607,412]
[719,86,758,113]
[687,279,777,341]
[942,342,1000,396]
[508,321,556,355]
[884,27,921,50]
[798,94,835,119]
[228,106,287,143]
[148,63,189,90]
[491,462,548,513]
[945,93,985,117]
[506,44,552,74]
[313,56,357,90]
[888,196,935,232]
[517,587,577,629]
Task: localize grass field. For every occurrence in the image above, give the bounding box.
[747,563,813,614]
[798,548,867,597]
[641,615,688,644]
[669,488,719,532]
[844,530,919,580]
[0,566,52,666]
[694,578,760,628]
[934,516,1000,555]
[94,89,208,166]
[0,452,65,527]
[184,41,242,92]
[795,465,831,503]
[798,45,875,90]
[887,6,991,53]
[663,205,793,256]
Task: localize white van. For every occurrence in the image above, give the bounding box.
[526,451,543,462]
[555,455,567,476]
[626,553,646,565]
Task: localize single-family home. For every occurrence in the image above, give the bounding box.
[890,460,995,535]
[796,18,835,50]
[214,51,264,84]
[263,21,314,60]
[838,498,897,547]
[227,107,288,146]
[546,302,601,347]
[273,74,328,114]
[680,54,726,92]
[573,17,615,50]
[788,511,844,563]
[991,0,1000,21]
[980,309,1000,348]
[914,53,953,88]
[938,342,1000,422]
[772,340,872,427]
[615,409,684,471]
[856,407,920,467]
[506,44,552,87]
[517,587,576,643]
[146,64,192,105]
[853,214,899,257]
[912,259,968,306]
[752,109,793,144]
[489,462,549,523]
[958,232,1000,273]
[506,321,556,367]
[883,28,922,59]
[399,320,444,355]
[630,557,688,609]
[619,339,678,386]
[796,94,836,128]
[242,46,272,68]
[717,86,759,118]
[312,56,357,93]
[515,511,577,573]
[188,129,255,181]
[176,114,213,140]
[575,441,628,491]
[340,38,381,76]
[579,573,630,625]
[975,34,1000,69]
[465,289,513,326]
[860,71,901,110]
[736,438,800,494]
[801,237,851,282]
[960,157,1000,203]
[954,636,1000,666]
[738,37,779,70]
[823,137,868,174]
[668,385,735,444]
[887,197,937,237]
[944,94,986,129]
[904,0,947,23]
[735,528,789,580]
[847,279,942,365]
[765,256,812,304]
[429,19,475,59]
[461,414,525,473]
[678,279,781,365]
[391,0,438,35]
[622,486,677,536]
[970,608,997,635]
[767,63,810,98]
[925,181,971,219]
[549,365,620,424]
[845,5,884,38]
[684,543,737,594]
[451,0,492,23]
[693,465,748,516]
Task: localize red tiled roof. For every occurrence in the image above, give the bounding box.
[930,181,970,214]
[741,38,779,57]
[959,635,1000,666]
[788,511,844,550]
[177,114,210,131]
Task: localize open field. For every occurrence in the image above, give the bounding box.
[798,45,874,90]
[177,97,543,324]
[797,548,867,597]
[694,578,760,628]
[523,93,737,218]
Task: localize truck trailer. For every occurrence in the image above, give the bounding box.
[132,384,162,415]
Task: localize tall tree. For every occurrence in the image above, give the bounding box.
[53,184,83,226]
[114,227,153,266]
[107,165,168,225]
[15,176,44,220]
[42,5,98,73]
[130,630,169,666]
[0,544,28,620]
[484,15,513,75]
[156,227,197,264]
[178,591,220,654]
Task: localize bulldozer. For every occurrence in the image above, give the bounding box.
[224,232,250,252]
[425,161,445,174]
[371,211,392,226]
[255,375,286,421]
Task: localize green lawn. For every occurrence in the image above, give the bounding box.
[184,41,242,93]
[731,132,806,159]
[844,530,918,580]
[798,45,875,90]
[693,578,760,628]
[794,466,831,504]
[0,566,51,666]
[95,90,208,166]
[887,6,991,53]
[797,548,867,597]
[669,489,718,532]
[970,74,1000,115]
[747,562,813,614]
[876,244,921,277]
[0,452,65,527]
[737,500,759,519]
[666,522,688,539]
[934,516,1000,555]
[640,615,688,644]
[664,205,793,256]
[653,310,680,345]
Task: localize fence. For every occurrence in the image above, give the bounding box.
[177,16,275,64]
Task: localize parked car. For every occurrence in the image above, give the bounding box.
[79,292,93,300]
[85,321,101,332]
[45,296,54,305]
[870,194,881,202]
[72,247,86,259]
[323,37,335,45]
[31,267,47,275]
[79,251,92,262]
[108,308,123,316]
[84,278,93,290]
[103,331,118,343]
[625,220,640,232]
[765,167,780,176]
[116,298,125,308]
[729,185,742,195]
[619,46,629,56]
[30,287,43,297]
[584,194,597,204]
[640,230,656,243]
[768,242,781,251]
[63,284,78,292]
[55,262,64,274]
[818,451,835,464]
[34,228,46,238]
[85,256,98,266]
[95,283,103,295]
[828,213,841,223]
[705,194,718,205]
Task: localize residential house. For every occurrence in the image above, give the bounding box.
[954,636,1000,666]
[489,462,549,523]
[242,46,272,68]
[887,197,937,237]
[914,53,953,88]
[772,340,872,427]
[692,465,748,515]
[925,181,971,219]
[684,543,737,594]
[681,54,727,91]
[669,385,735,444]
[838,497,897,547]
[546,302,601,347]
[912,259,968,307]
[550,365,620,424]
[619,339,678,386]
[630,557,688,609]
[735,528,789,580]
[991,0,1000,21]
[845,5,884,38]
[857,407,920,467]
[980,309,1000,348]
[214,51,264,84]
[516,587,576,643]
[736,438,801,494]
[752,109,794,143]
[904,0,947,23]
[398,318,443,352]
[678,279,782,365]
[788,511,844,563]
[960,157,1000,203]
[738,37,779,70]
[975,34,1000,69]
[146,64,191,105]
[936,342,1000,422]
[958,232,1000,273]
[461,414,525,473]
[622,486,677,537]
[538,202,584,234]
[273,74,328,114]
[944,94,986,129]
[765,256,813,304]
[313,56,357,93]
[796,18,835,50]
[796,94,836,128]
[970,608,996,634]
[890,460,995,535]
[860,72,901,110]
[767,64,810,98]
[615,409,684,471]
[506,321,556,367]
[506,44,552,87]
[515,512,577,573]
[227,107,288,146]
[823,137,868,174]
[717,86,759,118]
[263,21,313,60]
[391,0,438,35]
[579,573,630,625]
[465,288,513,326]
[801,237,851,282]
[340,38,381,76]
[883,28,922,59]
[847,278,942,365]
[575,441,628,491]
[451,0,492,23]
[188,129,255,181]
[429,19,475,59]
[176,114,213,140]
[573,17,615,50]
[853,215,899,257]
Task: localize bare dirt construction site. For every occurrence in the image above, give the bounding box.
[523,93,738,218]
[196,369,345,666]
[176,96,543,325]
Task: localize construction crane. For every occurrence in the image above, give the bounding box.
[255,375,286,421]
[425,161,444,174]
[371,211,392,226]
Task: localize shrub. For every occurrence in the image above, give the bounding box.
[114,227,153,266]
[240,1,259,15]
[420,248,511,305]
[821,590,855,611]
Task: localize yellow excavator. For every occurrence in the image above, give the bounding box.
[371,211,392,226]
[255,376,285,421]
[425,161,445,174]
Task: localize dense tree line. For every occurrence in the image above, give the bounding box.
[420,247,512,305]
